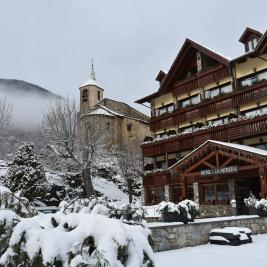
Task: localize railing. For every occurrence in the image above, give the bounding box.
[172,65,229,96]
[143,114,267,157]
[150,80,267,132]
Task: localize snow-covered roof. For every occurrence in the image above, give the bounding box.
[80,78,103,88]
[85,104,149,124]
[170,139,267,170]
[191,39,232,61]
[87,106,117,117]
[210,140,267,156]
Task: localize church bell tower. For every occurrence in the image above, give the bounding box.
[79,61,104,116]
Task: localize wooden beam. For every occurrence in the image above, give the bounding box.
[221,157,234,168]
[218,150,261,166]
[202,161,216,169]
[184,151,217,173]
[216,152,220,168]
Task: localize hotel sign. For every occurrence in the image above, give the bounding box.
[200,165,239,176]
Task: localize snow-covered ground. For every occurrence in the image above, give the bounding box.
[155,234,267,267]
[92,176,129,205]
[0,159,130,205]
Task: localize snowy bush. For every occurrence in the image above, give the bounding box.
[60,197,116,216]
[179,199,199,220]
[118,203,146,225]
[60,197,146,225]
[0,210,20,255]
[244,194,267,216]
[244,193,258,208]
[255,198,267,211]
[5,143,46,201]
[0,213,155,267]
[157,200,199,223]
[0,186,37,217]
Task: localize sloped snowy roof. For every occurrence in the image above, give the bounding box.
[210,140,267,156]
[87,105,123,117]
[80,78,103,88]
[170,139,267,170]
[191,39,232,61]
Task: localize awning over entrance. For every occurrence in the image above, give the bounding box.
[169,140,267,198]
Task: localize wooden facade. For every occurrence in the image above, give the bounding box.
[137,27,267,214]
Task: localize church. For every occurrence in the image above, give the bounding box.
[78,64,150,151]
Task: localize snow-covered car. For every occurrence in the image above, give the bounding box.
[36,206,59,214]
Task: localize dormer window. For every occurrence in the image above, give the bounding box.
[97,90,101,101]
[239,27,263,52]
[247,39,258,51]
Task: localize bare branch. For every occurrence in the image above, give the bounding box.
[0,98,12,133]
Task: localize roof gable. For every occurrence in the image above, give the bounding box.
[170,140,267,172]
[239,27,263,43]
[157,39,230,95]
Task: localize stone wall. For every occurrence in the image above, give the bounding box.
[199,205,232,218]
[150,216,267,252]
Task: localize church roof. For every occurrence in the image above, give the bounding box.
[80,78,102,88]
[84,98,149,123]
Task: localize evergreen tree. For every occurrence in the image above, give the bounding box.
[6,143,46,201]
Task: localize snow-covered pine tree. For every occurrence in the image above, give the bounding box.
[6,142,46,201]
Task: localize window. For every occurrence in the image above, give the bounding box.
[202,183,229,204]
[148,188,165,205]
[82,89,88,102]
[187,185,194,200]
[243,105,267,117]
[217,184,229,201]
[180,125,193,133]
[156,160,167,170]
[97,91,101,100]
[181,98,190,108]
[180,94,201,108]
[239,69,267,88]
[208,116,228,126]
[152,103,175,117]
[203,185,216,203]
[127,124,132,132]
[171,187,182,203]
[106,122,110,131]
[248,40,253,51]
[205,84,232,99]
[253,38,258,48]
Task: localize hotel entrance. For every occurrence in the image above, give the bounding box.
[235,178,261,215]
[169,140,267,217]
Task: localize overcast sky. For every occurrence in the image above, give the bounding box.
[0,0,266,114]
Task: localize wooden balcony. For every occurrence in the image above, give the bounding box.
[173,65,230,96]
[143,113,267,157]
[143,171,170,187]
[150,80,267,132]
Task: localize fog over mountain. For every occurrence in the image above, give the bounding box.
[0,79,62,130]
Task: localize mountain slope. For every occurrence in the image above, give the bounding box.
[0,79,62,130]
[0,79,61,98]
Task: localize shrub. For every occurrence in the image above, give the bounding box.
[0,213,155,267]
[0,186,37,218]
[60,197,146,225]
[157,200,199,224]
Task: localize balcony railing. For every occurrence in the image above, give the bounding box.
[142,113,267,157]
[150,79,267,132]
